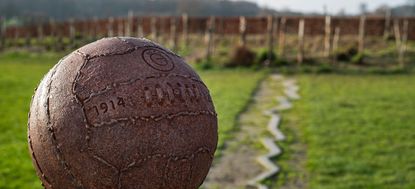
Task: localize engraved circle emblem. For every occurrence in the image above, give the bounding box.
[142,47,174,71]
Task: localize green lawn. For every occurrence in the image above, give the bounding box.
[3,52,415,189]
[277,74,415,189]
[0,52,265,188]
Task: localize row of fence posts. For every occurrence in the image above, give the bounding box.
[0,14,411,68]
[203,15,410,68]
[105,12,189,53]
[293,15,410,68]
[1,14,191,51]
[203,15,278,65]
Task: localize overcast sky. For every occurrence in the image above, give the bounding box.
[232,0,409,14]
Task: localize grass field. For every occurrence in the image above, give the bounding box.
[0,52,265,188]
[277,74,415,189]
[2,51,415,189]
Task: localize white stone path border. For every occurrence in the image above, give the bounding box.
[247,75,300,189]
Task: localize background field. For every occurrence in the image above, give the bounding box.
[1,53,415,189]
[0,52,265,188]
[277,74,415,189]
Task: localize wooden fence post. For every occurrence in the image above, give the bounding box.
[96,17,101,38]
[399,20,409,68]
[266,15,275,66]
[49,18,56,37]
[217,17,225,42]
[69,18,76,45]
[206,16,215,61]
[273,17,279,49]
[160,18,167,43]
[332,27,341,65]
[394,19,401,50]
[48,18,55,36]
[278,17,286,58]
[151,17,158,41]
[37,23,44,42]
[92,17,99,39]
[170,17,178,52]
[182,13,189,48]
[108,17,114,37]
[84,19,89,38]
[358,16,366,54]
[136,17,143,37]
[85,20,91,38]
[239,16,247,47]
[383,9,391,39]
[297,19,305,65]
[56,22,63,49]
[126,11,133,36]
[117,18,124,36]
[324,16,331,57]
[24,27,30,47]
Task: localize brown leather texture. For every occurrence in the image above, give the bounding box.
[28,37,218,189]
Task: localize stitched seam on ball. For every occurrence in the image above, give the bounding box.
[72,51,94,137]
[79,43,180,61]
[117,172,123,189]
[28,90,53,189]
[123,147,212,172]
[47,56,85,189]
[114,147,212,189]
[90,110,217,127]
[73,51,124,186]
[91,154,119,171]
[116,37,181,58]
[162,147,213,188]
[90,146,212,188]
[187,153,195,189]
[72,51,122,187]
[72,51,96,132]
[28,60,65,188]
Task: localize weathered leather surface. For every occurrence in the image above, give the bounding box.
[28,37,218,189]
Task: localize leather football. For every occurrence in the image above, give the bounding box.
[28,37,218,189]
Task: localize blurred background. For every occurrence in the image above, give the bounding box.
[0,0,414,189]
[1,0,415,21]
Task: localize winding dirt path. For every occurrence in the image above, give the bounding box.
[202,74,284,189]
